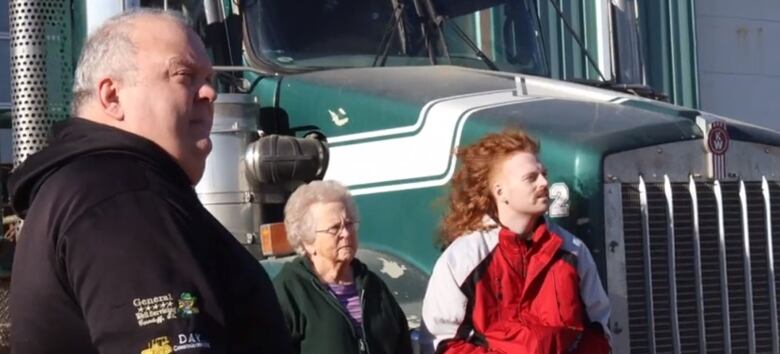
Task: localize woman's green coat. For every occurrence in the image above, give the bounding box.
[273,257,413,354]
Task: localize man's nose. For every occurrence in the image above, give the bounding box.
[538,174,549,188]
[199,82,217,103]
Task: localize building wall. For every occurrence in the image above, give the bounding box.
[696,0,780,131]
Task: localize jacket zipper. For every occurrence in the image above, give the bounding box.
[359,288,370,354]
[312,280,368,354]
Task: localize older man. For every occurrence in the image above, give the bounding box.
[8,9,292,354]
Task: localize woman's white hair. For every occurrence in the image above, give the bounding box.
[71,8,188,115]
[284,180,359,255]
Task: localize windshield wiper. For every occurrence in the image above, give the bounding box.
[373,2,406,67]
[567,78,668,101]
[545,0,607,81]
[436,15,499,71]
[416,0,498,71]
[543,1,669,99]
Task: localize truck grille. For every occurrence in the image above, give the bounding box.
[622,179,780,354]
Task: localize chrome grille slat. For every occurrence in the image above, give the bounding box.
[688,177,707,353]
[714,181,734,353]
[745,181,774,353]
[696,182,727,353]
[738,181,756,354]
[622,183,650,353]
[770,182,780,352]
[639,176,657,353]
[648,185,675,353]
[671,181,699,354]
[663,176,682,354]
[762,177,779,354]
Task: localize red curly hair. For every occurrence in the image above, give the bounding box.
[440,129,540,246]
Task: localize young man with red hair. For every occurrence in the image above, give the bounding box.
[422,129,611,354]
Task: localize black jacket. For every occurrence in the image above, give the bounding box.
[273,257,412,354]
[8,118,293,354]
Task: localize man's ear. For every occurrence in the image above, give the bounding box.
[96,77,124,121]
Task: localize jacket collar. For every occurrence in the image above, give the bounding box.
[296,256,371,290]
[9,118,192,216]
[520,222,563,303]
[491,219,564,304]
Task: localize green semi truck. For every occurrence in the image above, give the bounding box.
[7,0,780,353]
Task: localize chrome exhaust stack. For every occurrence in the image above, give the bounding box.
[196,94,328,258]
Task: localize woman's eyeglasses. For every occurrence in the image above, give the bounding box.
[315,219,359,237]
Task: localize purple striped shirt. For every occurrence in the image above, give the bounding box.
[328,283,363,337]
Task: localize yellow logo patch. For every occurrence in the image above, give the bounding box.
[140,336,172,354]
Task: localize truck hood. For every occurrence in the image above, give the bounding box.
[279,65,780,150]
[276,66,780,193]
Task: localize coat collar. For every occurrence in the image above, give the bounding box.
[296,256,372,290]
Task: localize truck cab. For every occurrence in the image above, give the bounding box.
[7,0,780,353]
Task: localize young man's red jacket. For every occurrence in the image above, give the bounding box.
[422,218,611,354]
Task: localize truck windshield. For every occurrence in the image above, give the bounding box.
[243,0,548,76]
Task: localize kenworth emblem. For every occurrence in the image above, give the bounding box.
[707,121,730,179]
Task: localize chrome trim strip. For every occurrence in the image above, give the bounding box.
[603,140,708,183]
[603,140,780,183]
[639,176,656,353]
[664,175,681,354]
[714,181,732,354]
[689,176,707,351]
[739,180,756,354]
[762,177,779,353]
[604,183,631,354]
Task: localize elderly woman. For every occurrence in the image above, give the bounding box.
[273,180,413,354]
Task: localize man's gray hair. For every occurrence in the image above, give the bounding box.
[284,180,359,255]
[71,8,189,115]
